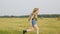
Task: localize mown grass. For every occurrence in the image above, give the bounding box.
[0,18,60,34]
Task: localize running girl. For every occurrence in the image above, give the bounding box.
[23,8,39,34]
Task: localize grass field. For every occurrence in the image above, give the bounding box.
[0,18,60,34]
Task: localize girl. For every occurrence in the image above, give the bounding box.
[23,8,39,34]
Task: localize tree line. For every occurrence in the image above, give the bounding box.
[0,14,60,18]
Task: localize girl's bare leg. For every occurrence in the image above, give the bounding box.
[27,27,34,32]
[23,25,34,34]
[34,24,39,34]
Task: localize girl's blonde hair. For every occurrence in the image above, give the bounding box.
[33,8,39,13]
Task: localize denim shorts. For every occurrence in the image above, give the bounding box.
[32,19,36,26]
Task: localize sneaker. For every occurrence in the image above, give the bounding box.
[23,30,27,34]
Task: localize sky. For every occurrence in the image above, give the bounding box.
[0,0,60,16]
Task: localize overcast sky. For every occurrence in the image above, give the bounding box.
[0,0,60,16]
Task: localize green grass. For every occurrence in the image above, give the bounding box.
[0,18,60,34]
